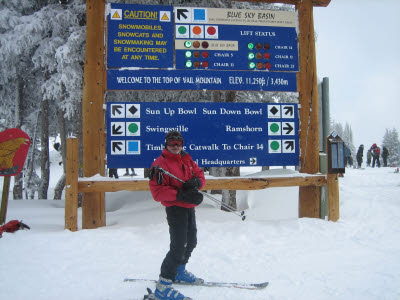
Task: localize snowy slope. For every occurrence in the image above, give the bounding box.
[1,163,400,300]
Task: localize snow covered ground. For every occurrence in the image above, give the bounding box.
[1,152,400,300]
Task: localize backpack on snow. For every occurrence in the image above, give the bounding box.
[0,220,30,238]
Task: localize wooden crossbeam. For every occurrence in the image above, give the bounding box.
[231,0,331,7]
[77,175,327,193]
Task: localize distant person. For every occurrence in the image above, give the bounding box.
[123,168,138,176]
[109,168,119,179]
[344,145,352,167]
[370,143,381,168]
[381,146,389,167]
[356,144,364,168]
[366,149,372,167]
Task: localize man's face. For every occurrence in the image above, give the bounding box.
[166,137,183,154]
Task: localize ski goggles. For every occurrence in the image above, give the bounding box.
[166,136,183,147]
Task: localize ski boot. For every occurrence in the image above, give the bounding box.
[153,276,192,300]
[175,264,204,285]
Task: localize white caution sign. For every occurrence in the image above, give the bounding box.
[282,140,296,153]
[111,122,125,136]
[160,11,171,22]
[111,104,125,118]
[126,104,140,118]
[110,9,122,20]
[111,141,125,155]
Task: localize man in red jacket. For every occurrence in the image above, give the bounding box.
[149,130,205,300]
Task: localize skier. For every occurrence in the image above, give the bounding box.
[356,144,364,168]
[344,145,352,167]
[108,168,119,179]
[382,146,389,167]
[370,143,381,168]
[366,148,372,167]
[149,130,205,300]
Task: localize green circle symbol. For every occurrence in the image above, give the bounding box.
[270,141,280,151]
[270,123,279,133]
[128,123,139,133]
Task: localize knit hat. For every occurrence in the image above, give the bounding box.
[164,130,184,148]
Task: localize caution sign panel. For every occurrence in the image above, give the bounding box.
[107,3,174,68]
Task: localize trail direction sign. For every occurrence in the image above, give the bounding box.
[106,102,299,168]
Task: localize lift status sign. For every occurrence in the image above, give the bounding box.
[106,102,299,168]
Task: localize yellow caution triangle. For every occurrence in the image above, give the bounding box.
[161,13,170,21]
[112,11,121,19]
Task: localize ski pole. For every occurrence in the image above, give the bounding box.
[155,166,246,221]
[155,166,242,215]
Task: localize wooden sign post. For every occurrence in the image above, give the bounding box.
[77,0,332,229]
[81,0,106,229]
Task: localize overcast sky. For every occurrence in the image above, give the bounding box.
[313,0,400,151]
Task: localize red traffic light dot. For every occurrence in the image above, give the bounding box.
[202,61,209,68]
[202,51,209,58]
[265,62,271,69]
[264,53,271,59]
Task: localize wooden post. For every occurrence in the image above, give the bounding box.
[65,138,79,231]
[327,174,339,221]
[297,0,321,218]
[81,0,106,229]
[0,176,11,225]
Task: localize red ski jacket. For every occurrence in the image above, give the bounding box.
[149,149,205,208]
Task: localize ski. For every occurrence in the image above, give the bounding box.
[124,278,269,290]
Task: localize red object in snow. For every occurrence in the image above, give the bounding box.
[0,128,31,176]
[0,220,30,238]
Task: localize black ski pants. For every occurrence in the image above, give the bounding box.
[160,206,197,280]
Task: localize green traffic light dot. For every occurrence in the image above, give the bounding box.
[185,51,192,58]
[247,43,254,50]
[248,62,256,69]
[184,41,192,48]
[248,53,255,60]
[185,61,193,68]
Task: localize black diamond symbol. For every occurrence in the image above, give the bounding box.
[129,105,138,116]
[270,106,279,115]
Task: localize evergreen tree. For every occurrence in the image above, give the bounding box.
[382,128,400,166]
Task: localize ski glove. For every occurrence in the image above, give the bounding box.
[176,188,203,205]
[182,177,202,190]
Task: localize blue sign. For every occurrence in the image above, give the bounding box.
[107,69,297,92]
[106,102,299,168]
[107,3,174,68]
